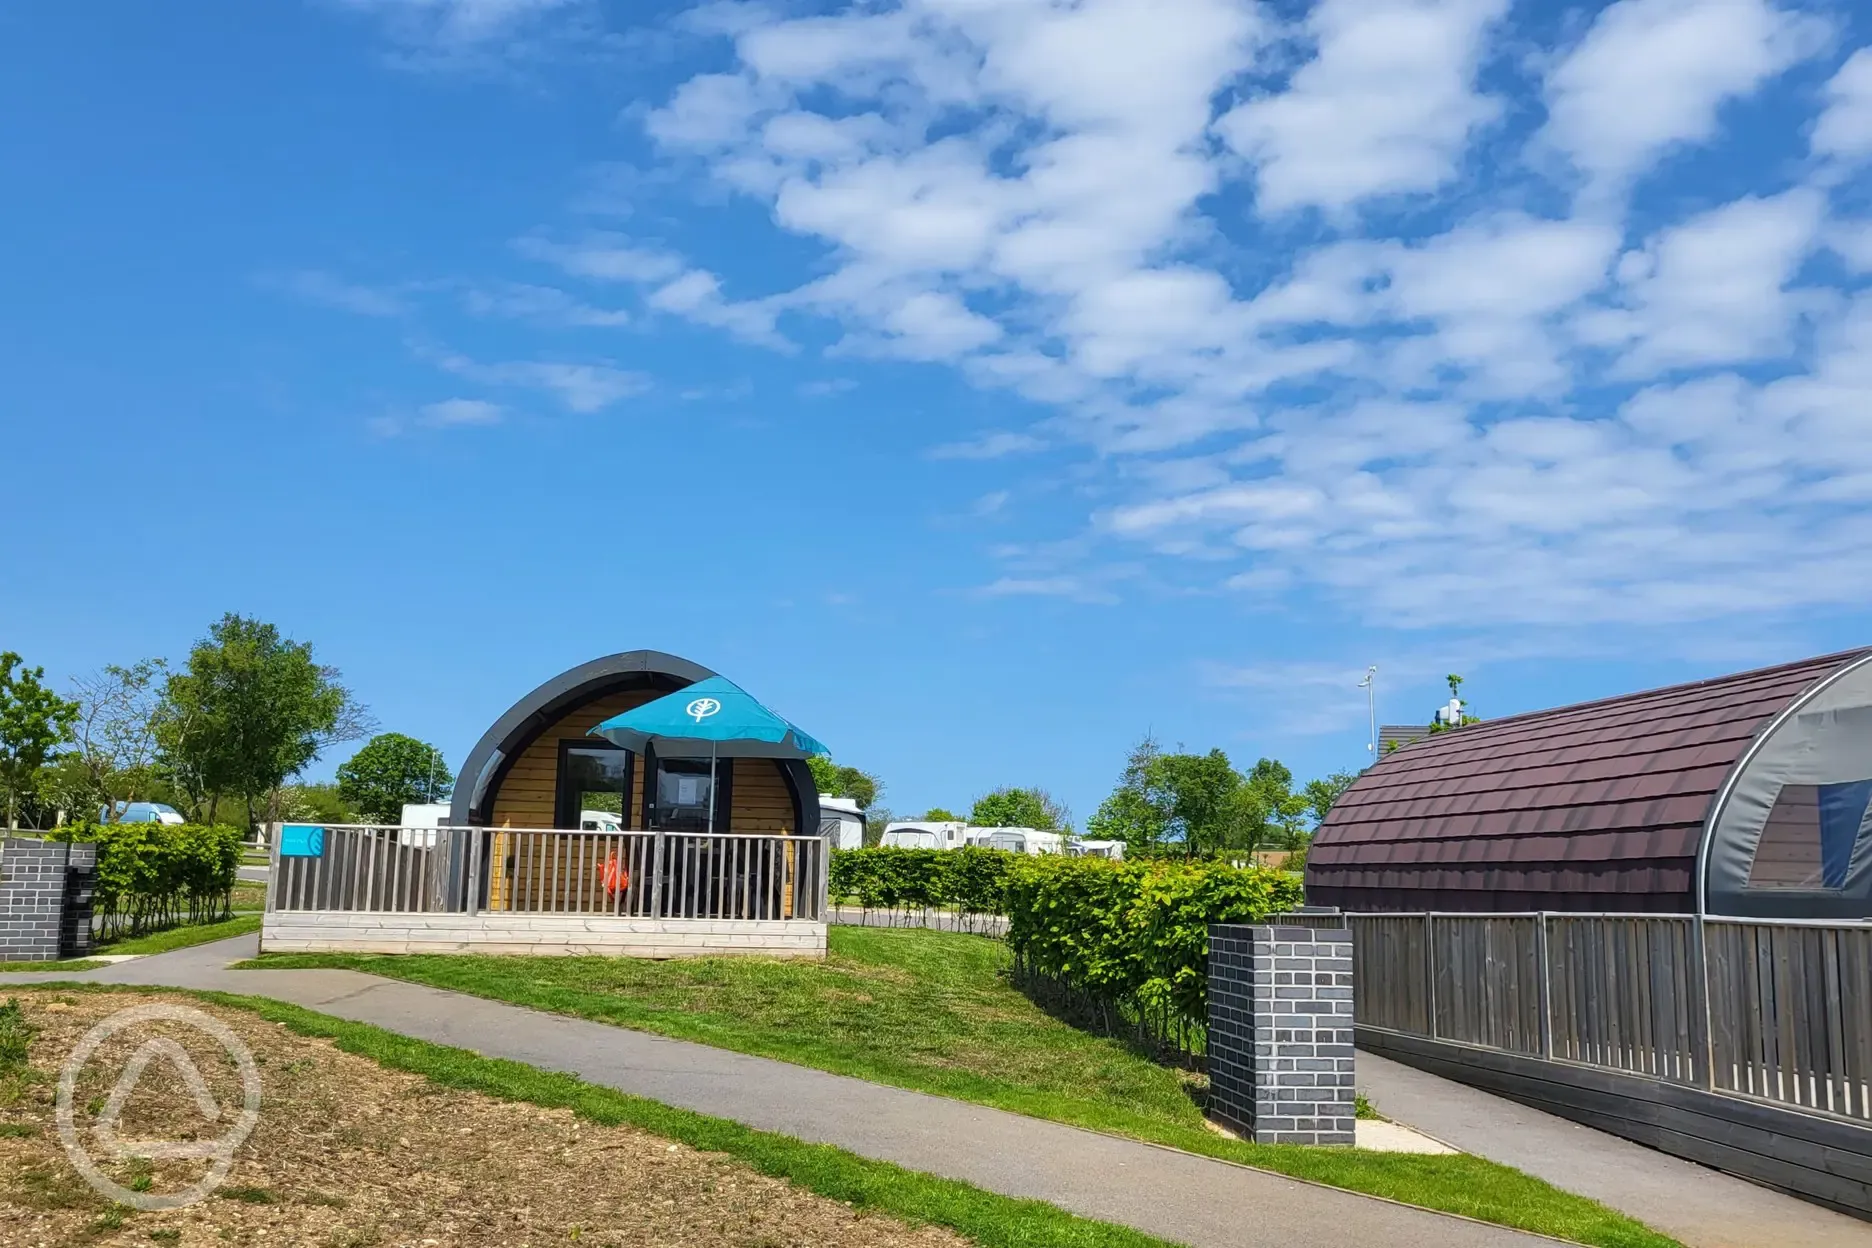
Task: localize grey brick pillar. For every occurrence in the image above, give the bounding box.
[1,838,97,962]
[1207,920,1356,1145]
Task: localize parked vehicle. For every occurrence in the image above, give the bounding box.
[99,801,185,826]
[969,826,1063,855]
[819,797,865,850]
[1070,838,1125,859]
[881,820,969,849]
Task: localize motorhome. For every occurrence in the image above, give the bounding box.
[881,820,969,849]
[819,796,865,850]
[968,827,1063,855]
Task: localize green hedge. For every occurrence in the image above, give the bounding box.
[830,846,1011,932]
[52,822,243,940]
[1003,855,1304,1061]
[830,847,1304,1061]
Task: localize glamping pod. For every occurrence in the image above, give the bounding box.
[1308,649,1872,918]
[448,650,818,838]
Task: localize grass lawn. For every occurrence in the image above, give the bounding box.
[251,927,1678,1248]
[97,912,261,956]
[12,983,1181,1248]
[0,960,109,973]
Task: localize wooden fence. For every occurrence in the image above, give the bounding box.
[1349,911,1872,1218]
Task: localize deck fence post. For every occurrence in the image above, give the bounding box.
[1536,911,1553,1060]
[1424,912,1438,1040]
[265,822,282,915]
[649,830,666,920]
[464,826,481,917]
[1695,913,1716,1090]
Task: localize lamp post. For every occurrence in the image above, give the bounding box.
[1358,666,1377,762]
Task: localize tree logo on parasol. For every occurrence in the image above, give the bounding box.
[686,697,722,722]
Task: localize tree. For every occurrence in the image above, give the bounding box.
[969,786,1072,832]
[1303,770,1358,826]
[0,652,79,829]
[275,782,358,824]
[336,732,453,824]
[1086,735,1169,848]
[152,614,370,827]
[922,807,960,821]
[67,658,168,815]
[1241,757,1310,849]
[807,756,882,809]
[1147,750,1240,857]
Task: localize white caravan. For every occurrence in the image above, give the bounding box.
[969,827,1064,855]
[397,802,450,847]
[881,820,970,849]
[819,797,866,850]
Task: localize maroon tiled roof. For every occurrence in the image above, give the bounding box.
[1306,648,1870,913]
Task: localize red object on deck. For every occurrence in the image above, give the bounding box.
[600,852,630,896]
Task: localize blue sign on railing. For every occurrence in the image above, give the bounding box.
[279,824,326,858]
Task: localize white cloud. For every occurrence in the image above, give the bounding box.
[929,432,1047,461]
[647,269,786,347]
[516,234,687,283]
[430,349,649,412]
[272,270,407,316]
[1576,188,1826,375]
[419,397,504,427]
[1218,0,1506,215]
[1812,49,1872,165]
[973,575,1119,606]
[1539,0,1826,193]
[461,282,631,327]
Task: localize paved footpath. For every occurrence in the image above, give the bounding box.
[1358,1051,1871,1248]
[2,937,1550,1248]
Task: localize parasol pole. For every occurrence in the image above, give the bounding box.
[708,740,717,833]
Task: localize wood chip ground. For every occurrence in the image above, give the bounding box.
[0,989,972,1248]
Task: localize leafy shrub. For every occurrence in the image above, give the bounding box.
[1003,854,1304,1062]
[830,846,1010,932]
[50,822,242,940]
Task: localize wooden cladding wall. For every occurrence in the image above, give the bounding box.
[490,691,652,829]
[486,689,798,833]
[731,760,797,833]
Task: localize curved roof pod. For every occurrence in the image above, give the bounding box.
[1307,649,1872,916]
[448,650,818,837]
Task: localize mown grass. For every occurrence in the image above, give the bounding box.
[27,983,1182,1248]
[251,927,1678,1248]
[0,960,110,974]
[97,912,261,956]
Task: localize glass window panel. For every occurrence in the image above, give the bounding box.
[561,746,630,830]
[654,759,714,832]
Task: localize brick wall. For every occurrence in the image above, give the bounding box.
[1207,922,1356,1145]
[0,838,97,962]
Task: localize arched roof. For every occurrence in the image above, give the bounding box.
[1307,648,1872,914]
[449,650,716,827]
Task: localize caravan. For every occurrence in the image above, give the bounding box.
[967,827,1063,855]
[819,797,866,850]
[881,820,969,849]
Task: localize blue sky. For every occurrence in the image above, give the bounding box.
[4,0,1870,823]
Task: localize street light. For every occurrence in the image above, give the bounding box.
[1358,666,1378,761]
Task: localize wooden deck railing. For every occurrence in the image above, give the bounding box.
[268,824,829,923]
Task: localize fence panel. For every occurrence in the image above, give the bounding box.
[1707,919,1872,1121]
[1545,915,1700,1083]
[1348,915,1431,1035]
[1431,915,1543,1055]
[272,825,461,915]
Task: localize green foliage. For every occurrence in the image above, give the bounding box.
[1004,855,1304,1058]
[969,786,1071,832]
[51,822,243,940]
[1426,672,1481,734]
[335,732,453,824]
[276,781,358,824]
[830,846,1010,933]
[922,807,960,821]
[807,756,882,809]
[0,652,80,829]
[0,998,30,1072]
[1302,771,1358,825]
[153,613,369,825]
[66,658,168,819]
[1086,737,1167,848]
[1089,736,1339,857]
